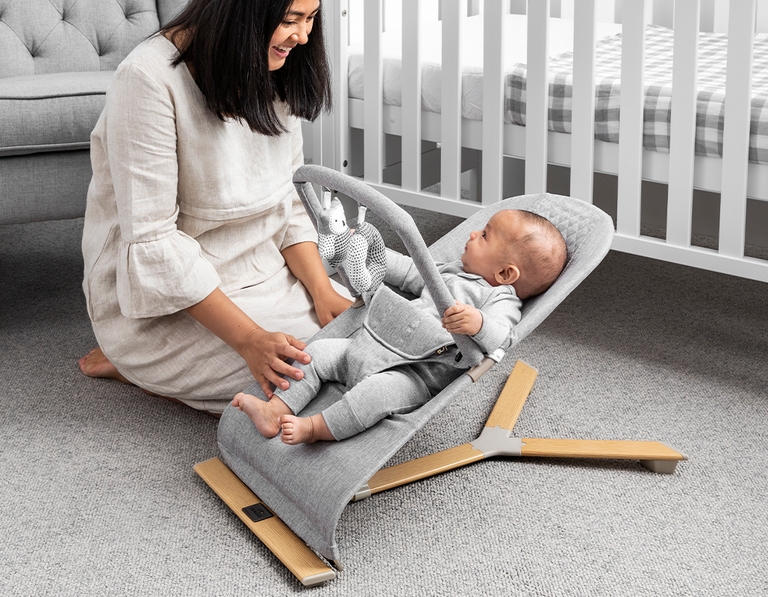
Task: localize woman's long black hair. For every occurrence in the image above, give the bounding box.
[161,0,332,136]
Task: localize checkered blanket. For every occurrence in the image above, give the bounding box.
[506,24,768,164]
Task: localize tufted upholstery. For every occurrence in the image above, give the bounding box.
[0,0,188,225]
[0,0,162,77]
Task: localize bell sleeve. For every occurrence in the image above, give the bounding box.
[107,59,220,319]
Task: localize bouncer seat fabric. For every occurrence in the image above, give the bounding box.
[216,165,615,563]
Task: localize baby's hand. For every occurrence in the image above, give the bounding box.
[442,301,483,336]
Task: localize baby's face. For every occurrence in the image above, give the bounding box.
[461,210,522,285]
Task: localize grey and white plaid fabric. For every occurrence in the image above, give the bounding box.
[506,24,768,164]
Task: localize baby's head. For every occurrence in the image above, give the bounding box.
[461,209,567,299]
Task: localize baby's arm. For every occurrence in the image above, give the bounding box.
[383,249,426,295]
[441,301,483,336]
[448,289,522,354]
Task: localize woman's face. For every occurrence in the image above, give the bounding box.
[268,0,321,71]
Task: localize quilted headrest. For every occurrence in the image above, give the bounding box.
[0,0,182,78]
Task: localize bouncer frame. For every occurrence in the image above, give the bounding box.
[194,359,687,586]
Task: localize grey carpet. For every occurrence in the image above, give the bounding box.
[1,211,766,596]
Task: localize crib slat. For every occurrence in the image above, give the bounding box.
[666,0,700,247]
[440,0,465,200]
[363,0,384,183]
[719,0,756,258]
[329,0,350,171]
[482,0,506,204]
[401,1,421,192]
[569,0,598,203]
[615,0,647,238]
[525,0,550,194]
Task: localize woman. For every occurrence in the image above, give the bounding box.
[79,0,352,414]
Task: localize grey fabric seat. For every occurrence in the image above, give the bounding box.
[216,166,615,564]
[0,0,188,225]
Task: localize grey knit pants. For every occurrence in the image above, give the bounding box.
[275,337,448,440]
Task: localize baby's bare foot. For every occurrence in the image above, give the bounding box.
[232,393,290,438]
[78,347,131,384]
[279,414,316,445]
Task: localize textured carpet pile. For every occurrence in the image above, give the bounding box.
[1,212,766,596]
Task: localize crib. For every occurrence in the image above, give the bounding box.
[303,0,768,283]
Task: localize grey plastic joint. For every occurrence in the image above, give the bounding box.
[467,349,506,382]
[640,459,680,474]
[470,426,524,458]
[301,570,337,587]
[352,484,372,501]
[467,357,496,382]
[488,348,505,362]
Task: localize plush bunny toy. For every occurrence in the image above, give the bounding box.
[317,193,352,269]
[316,191,386,299]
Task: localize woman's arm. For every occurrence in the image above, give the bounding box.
[185,288,311,399]
[282,241,353,326]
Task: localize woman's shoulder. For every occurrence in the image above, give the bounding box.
[115,35,182,83]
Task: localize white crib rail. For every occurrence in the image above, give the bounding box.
[569,0,597,203]
[312,0,768,283]
[401,1,422,192]
[720,0,755,258]
[524,0,551,194]
[666,0,699,248]
[440,0,465,200]
[481,0,506,205]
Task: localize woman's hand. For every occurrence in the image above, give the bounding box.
[442,301,483,336]
[240,329,311,399]
[282,241,353,326]
[185,288,312,399]
[312,286,354,327]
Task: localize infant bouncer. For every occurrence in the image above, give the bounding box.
[195,165,686,586]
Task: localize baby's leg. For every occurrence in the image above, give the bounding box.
[279,413,335,444]
[232,393,291,438]
[234,338,352,438]
[273,338,352,415]
[322,367,432,441]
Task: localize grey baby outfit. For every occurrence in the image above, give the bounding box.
[274,252,523,440]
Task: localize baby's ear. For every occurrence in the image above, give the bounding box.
[495,264,520,286]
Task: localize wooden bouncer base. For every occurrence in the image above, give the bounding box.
[193,457,337,586]
[194,360,687,586]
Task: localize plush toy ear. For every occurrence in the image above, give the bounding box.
[321,188,332,210]
[328,199,348,235]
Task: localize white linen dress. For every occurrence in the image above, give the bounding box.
[82,35,343,413]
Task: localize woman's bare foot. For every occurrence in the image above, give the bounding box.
[279,413,334,444]
[232,393,291,438]
[78,347,131,384]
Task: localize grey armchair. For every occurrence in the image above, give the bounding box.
[0,0,188,225]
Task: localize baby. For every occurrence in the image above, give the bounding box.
[232,209,567,444]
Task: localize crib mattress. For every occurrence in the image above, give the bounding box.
[348,17,768,165]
